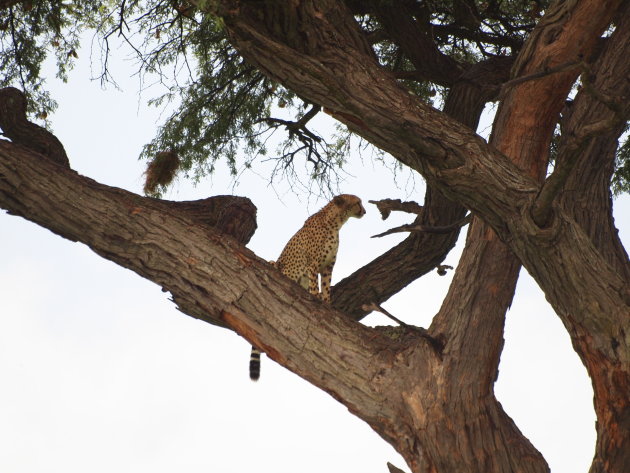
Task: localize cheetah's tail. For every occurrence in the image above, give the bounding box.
[249,346,261,381]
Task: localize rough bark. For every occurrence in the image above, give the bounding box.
[0,87,70,167]
[0,139,436,464]
[552,6,630,471]
[0,88,258,269]
[333,56,512,321]
[555,8,630,278]
[208,1,629,472]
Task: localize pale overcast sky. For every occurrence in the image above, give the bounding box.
[1,38,628,473]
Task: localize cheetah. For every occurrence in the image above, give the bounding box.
[249,194,366,381]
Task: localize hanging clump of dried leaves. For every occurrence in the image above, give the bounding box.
[143,150,180,197]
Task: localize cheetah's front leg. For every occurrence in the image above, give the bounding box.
[307,266,320,299]
[320,261,334,303]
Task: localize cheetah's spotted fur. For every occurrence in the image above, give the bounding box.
[249,194,366,380]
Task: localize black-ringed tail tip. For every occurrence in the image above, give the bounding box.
[249,347,261,381]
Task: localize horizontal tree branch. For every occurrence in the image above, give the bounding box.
[0,140,428,447]
[371,214,471,238]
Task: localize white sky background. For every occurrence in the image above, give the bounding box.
[1,38,629,473]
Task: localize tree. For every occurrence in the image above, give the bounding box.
[0,1,629,473]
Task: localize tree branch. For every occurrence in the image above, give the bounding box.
[0,87,70,167]
[554,5,630,281]
[0,139,416,440]
[498,60,583,99]
[0,88,258,251]
[369,198,424,220]
[372,3,463,88]
[531,116,623,227]
[548,5,630,465]
[532,42,630,228]
[429,0,624,398]
[387,462,408,473]
[362,302,443,354]
[371,214,471,238]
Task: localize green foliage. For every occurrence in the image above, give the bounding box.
[0,1,102,119]
[1,0,626,196]
[138,14,272,181]
[94,3,344,190]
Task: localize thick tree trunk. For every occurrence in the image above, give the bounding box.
[210,1,629,472]
[553,6,630,471]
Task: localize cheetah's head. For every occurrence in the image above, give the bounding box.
[333,194,366,219]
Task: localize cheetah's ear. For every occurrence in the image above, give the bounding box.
[332,195,346,207]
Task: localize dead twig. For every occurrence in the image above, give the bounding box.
[362,302,443,354]
[369,198,423,220]
[371,214,471,238]
[498,60,583,100]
